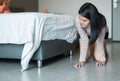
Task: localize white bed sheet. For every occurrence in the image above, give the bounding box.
[42,13,77,43]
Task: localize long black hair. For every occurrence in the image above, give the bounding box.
[78,3,107,45]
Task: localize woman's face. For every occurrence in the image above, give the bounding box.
[78,14,90,28]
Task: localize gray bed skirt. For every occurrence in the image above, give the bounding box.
[0,39,78,67]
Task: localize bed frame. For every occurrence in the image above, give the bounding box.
[0,39,78,68]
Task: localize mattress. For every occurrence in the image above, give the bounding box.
[0,12,77,43]
[41,13,77,43]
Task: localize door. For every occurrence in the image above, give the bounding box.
[113,0,120,41]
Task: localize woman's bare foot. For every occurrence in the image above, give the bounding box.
[74,61,85,68]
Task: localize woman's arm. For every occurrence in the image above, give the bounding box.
[76,16,89,62]
[96,27,108,61]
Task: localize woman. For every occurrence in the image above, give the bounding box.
[0,0,11,13]
[74,3,109,68]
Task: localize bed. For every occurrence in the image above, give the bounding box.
[0,12,78,71]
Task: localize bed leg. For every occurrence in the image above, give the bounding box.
[37,60,42,68]
[70,50,73,56]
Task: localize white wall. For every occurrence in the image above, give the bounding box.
[38,0,112,38]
